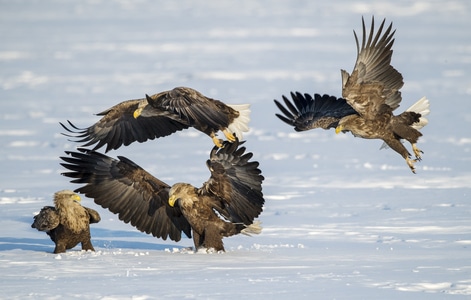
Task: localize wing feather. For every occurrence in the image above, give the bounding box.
[60,99,189,152]
[274,92,357,131]
[60,149,191,241]
[199,140,264,225]
[146,87,235,132]
[342,17,403,118]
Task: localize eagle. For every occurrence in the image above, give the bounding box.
[31,190,101,253]
[60,86,250,151]
[60,140,264,252]
[274,17,429,173]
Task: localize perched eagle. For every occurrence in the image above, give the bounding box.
[31,190,101,253]
[61,86,251,151]
[60,140,264,252]
[274,17,430,173]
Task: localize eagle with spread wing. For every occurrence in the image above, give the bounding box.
[60,140,264,252]
[61,86,250,151]
[274,17,429,173]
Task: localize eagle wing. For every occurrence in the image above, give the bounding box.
[274,92,357,131]
[146,87,234,131]
[200,140,265,225]
[60,149,192,242]
[83,207,101,224]
[60,99,189,152]
[341,17,403,119]
[31,206,60,231]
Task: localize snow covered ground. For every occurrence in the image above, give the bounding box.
[1,0,470,299]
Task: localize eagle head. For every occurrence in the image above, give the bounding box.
[168,183,196,207]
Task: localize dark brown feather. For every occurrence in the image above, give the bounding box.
[61,86,249,152]
[61,149,192,241]
[60,139,264,251]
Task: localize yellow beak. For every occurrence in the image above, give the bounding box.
[133,108,143,119]
[335,125,343,134]
[73,194,81,202]
[168,195,176,207]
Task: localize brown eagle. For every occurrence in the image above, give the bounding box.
[31,190,101,253]
[61,86,250,151]
[60,140,264,252]
[274,17,429,173]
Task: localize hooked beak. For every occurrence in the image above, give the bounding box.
[133,108,143,119]
[335,125,343,134]
[168,195,177,207]
[72,194,81,203]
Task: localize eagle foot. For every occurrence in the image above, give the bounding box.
[412,144,423,161]
[406,157,418,174]
[211,136,224,148]
[222,129,237,142]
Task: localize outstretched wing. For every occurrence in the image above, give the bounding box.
[60,149,191,241]
[200,140,264,225]
[60,98,189,152]
[341,17,403,118]
[146,87,234,131]
[274,92,357,131]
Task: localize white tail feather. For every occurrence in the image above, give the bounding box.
[227,104,251,140]
[241,220,262,236]
[406,96,429,130]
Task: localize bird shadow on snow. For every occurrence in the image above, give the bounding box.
[1,225,187,252]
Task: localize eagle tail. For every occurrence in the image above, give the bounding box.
[226,104,251,140]
[406,96,430,130]
[240,220,262,236]
[380,96,429,150]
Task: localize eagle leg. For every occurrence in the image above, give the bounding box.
[412,143,423,161]
[222,129,236,142]
[406,157,418,174]
[210,133,224,148]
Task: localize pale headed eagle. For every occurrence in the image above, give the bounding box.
[31,190,101,253]
[60,140,264,252]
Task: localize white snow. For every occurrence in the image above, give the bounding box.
[1,0,470,299]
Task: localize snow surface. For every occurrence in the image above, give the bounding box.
[1,0,470,299]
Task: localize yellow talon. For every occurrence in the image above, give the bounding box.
[406,157,417,174]
[223,129,236,142]
[211,135,224,148]
[412,144,423,161]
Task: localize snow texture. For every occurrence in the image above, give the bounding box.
[1,0,470,299]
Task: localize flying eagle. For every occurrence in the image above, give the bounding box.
[60,86,251,151]
[274,17,429,173]
[31,190,101,253]
[60,140,264,252]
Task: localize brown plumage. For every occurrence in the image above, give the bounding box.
[274,17,429,173]
[335,17,429,173]
[60,139,264,252]
[31,190,101,253]
[60,86,251,151]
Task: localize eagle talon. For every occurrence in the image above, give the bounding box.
[412,144,423,161]
[222,129,236,142]
[211,135,224,148]
[406,157,418,174]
